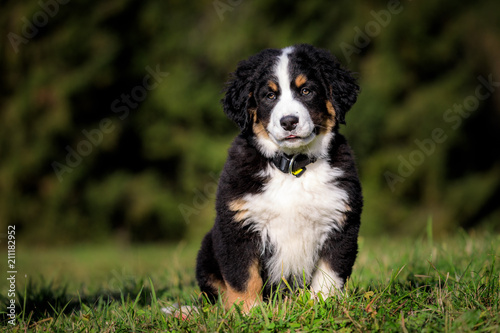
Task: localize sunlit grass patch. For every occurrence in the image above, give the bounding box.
[1,231,499,331]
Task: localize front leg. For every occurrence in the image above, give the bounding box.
[310,214,360,298]
[211,221,264,312]
[222,259,263,312]
[310,259,345,297]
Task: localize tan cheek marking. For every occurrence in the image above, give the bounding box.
[253,121,270,140]
[295,74,307,87]
[249,108,270,140]
[223,261,263,313]
[249,108,258,123]
[326,100,336,117]
[324,100,336,132]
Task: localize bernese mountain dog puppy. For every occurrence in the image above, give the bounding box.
[196,43,362,312]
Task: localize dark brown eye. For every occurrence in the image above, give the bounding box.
[267,92,277,100]
[301,88,311,96]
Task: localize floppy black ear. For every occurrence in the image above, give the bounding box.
[222,48,281,131]
[311,46,359,125]
[329,65,359,125]
[222,62,255,130]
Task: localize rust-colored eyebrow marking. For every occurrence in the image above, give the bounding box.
[268,81,278,92]
[295,74,307,88]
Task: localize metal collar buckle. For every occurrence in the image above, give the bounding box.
[271,153,316,177]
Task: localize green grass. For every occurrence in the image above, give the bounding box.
[1,230,499,332]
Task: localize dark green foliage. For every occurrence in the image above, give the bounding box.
[1,0,499,243]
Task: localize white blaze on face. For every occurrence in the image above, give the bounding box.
[267,47,316,150]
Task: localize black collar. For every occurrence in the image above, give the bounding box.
[271,153,317,177]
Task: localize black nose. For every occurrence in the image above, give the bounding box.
[280,115,299,131]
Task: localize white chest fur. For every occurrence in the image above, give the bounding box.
[240,159,349,285]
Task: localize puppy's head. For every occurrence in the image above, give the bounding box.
[223,44,359,157]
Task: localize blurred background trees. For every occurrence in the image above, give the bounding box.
[1,0,499,245]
